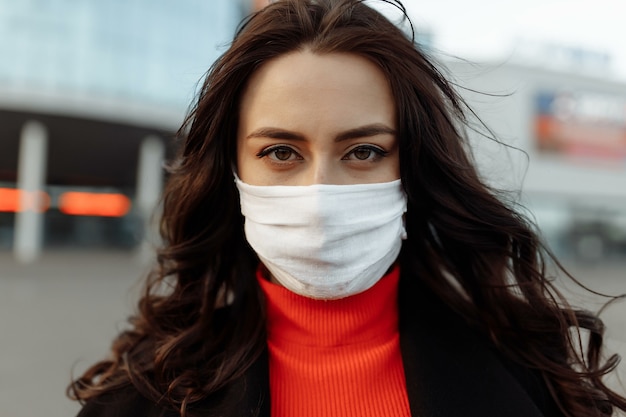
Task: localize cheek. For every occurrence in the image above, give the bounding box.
[384,147,401,180]
[235,110,251,177]
[235,138,249,179]
[236,140,268,185]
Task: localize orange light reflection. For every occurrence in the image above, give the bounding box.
[0,188,50,212]
[58,192,131,217]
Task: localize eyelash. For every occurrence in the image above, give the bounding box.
[256,145,302,161]
[256,144,389,162]
[343,145,389,161]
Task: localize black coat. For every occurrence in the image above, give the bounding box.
[77,275,565,417]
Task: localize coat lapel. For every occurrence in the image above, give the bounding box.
[224,349,271,417]
[190,348,271,417]
[398,276,549,417]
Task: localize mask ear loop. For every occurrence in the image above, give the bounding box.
[401,213,407,240]
[231,165,242,184]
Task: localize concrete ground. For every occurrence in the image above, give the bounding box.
[0,251,149,417]
[0,251,624,417]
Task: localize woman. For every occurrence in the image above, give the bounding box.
[69,1,626,416]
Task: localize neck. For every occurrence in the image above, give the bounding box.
[257,265,400,346]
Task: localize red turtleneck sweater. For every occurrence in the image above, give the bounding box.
[257,266,411,417]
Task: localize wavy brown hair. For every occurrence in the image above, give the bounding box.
[69,1,626,416]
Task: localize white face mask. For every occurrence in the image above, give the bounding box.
[235,176,408,299]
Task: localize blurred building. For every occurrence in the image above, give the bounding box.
[447,59,626,261]
[0,0,247,260]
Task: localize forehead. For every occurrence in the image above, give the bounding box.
[244,49,390,93]
[238,50,395,129]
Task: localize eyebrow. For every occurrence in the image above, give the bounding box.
[245,123,396,142]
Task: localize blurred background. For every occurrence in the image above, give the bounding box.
[0,1,624,416]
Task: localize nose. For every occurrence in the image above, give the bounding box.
[304,157,339,185]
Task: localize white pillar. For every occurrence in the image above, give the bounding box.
[135,135,165,264]
[13,121,48,264]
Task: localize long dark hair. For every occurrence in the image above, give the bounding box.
[69,1,626,416]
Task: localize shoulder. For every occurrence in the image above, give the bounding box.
[76,385,175,417]
[398,274,565,417]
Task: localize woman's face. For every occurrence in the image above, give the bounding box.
[236,50,399,186]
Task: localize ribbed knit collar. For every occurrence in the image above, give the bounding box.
[257,265,400,347]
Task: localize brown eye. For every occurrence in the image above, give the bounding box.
[343,145,388,161]
[273,148,293,161]
[256,145,302,162]
[352,148,373,160]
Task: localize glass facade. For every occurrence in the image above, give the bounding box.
[0,0,244,111]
